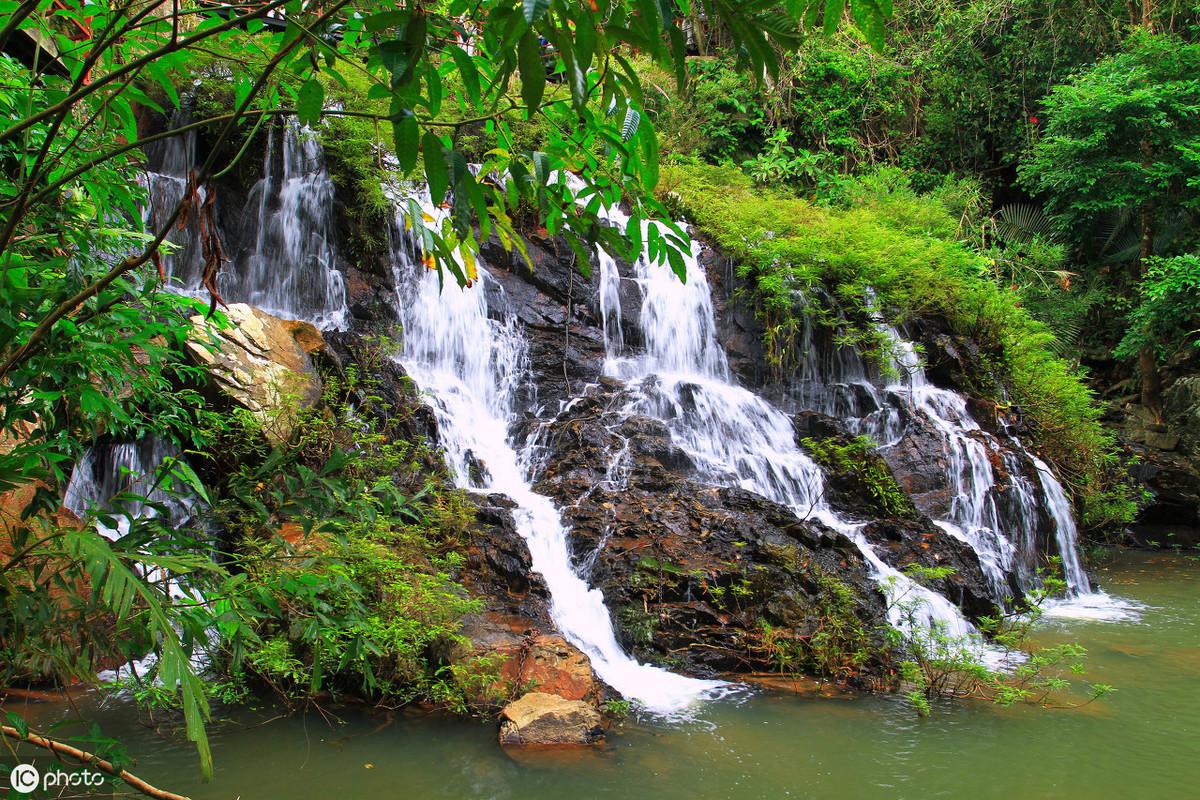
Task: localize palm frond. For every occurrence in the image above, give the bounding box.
[994,203,1057,245]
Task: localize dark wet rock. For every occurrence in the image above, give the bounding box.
[699,240,769,389]
[877,414,955,518]
[860,518,1000,619]
[479,235,613,410]
[460,494,553,628]
[523,382,890,682]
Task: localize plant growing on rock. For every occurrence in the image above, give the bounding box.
[887,565,1114,717]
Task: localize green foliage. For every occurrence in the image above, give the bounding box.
[743,128,846,196]
[660,162,1126,528]
[670,55,769,162]
[895,0,1127,181]
[0,501,223,777]
[887,566,1114,716]
[775,33,915,168]
[198,361,483,710]
[1019,32,1200,249]
[1115,254,1200,362]
[601,697,633,719]
[801,435,915,518]
[758,564,875,681]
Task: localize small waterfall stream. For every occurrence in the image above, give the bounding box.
[590,203,1001,658]
[388,188,729,714]
[72,116,351,556]
[144,116,348,330]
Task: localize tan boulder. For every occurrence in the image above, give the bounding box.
[498,692,604,747]
[187,304,325,442]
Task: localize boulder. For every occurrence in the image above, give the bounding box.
[498,692,604,746]
[186,303,324,442]
[1165,376,1200,460]
[505,635,597,702]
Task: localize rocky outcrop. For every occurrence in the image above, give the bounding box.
[517,381,890,682]
[1118,393,1200,548]
[498,692,604,746]
[186,303,324,442]
[1165,376,1200,458]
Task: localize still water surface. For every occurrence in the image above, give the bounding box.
[10,550,1198,799]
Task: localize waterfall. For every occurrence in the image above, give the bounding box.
[143,117,348,330]
[881,333,1019,602]
[64,439,193,538]
[588,200,1003,661]
[387,187,729,715]
[1031,456,1090,595]
[1031,456,1142,621]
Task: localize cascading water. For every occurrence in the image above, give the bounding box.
[1031,456,1142,620]
[64,439,194,538]
[774,280,1145,626]
[143,116,347,330]
[387,187,728,714]
[588,200,1000,657]
[881,333,1020,602]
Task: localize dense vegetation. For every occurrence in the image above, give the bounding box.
[1,0,1198,793]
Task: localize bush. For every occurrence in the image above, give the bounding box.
[197,356,487,711]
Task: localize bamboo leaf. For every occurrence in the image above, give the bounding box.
[423,132,450,205]
[297,78,324,128]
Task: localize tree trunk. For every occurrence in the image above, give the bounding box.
[1137,203,1164,420]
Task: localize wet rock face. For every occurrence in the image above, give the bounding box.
[1118,380,1200,547]
[479,236,611,411]
[498,692,604,747]
[461,493,553,628]
[525,381,890,681]
[860,518,999,619]
[876,412,956,519]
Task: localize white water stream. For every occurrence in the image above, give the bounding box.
[588,199,1003,662]
[144,116,347,330]
[389,188,729,714]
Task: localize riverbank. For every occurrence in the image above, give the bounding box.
[6,549,1195,799]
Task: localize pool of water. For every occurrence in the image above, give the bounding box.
[6,550,1198,799]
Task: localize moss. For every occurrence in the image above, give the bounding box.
[801,435,917,519]
[319,113,394,267]
[198,342,486,711]
[757,564,878,681]
[658,161,1131,533]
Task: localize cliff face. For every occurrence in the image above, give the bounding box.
[361,222,1037,683]
[140,108,1083,693]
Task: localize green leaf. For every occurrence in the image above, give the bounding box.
[518,31,546,111]
[393,113,420,172]
[823,0,845,35]
[449,46,481,108]
[423,132,450,205]
[297,78,325,128]
[523,0,550,24]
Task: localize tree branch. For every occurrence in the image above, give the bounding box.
[1,724,191,800]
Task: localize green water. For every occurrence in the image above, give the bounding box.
[7,550,1198,799]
